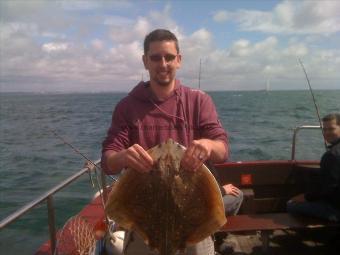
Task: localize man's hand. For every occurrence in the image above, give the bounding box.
[223,184,241,196]
[123,144,154,173]
[181,139,213,172]
[105,144,153,174]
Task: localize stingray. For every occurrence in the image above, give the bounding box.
[105,138,226,255]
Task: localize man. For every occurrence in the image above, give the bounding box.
[102,29,235,254]
[287,113,340,222]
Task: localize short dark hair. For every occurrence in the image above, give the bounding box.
[322,113,340,125]
[143,29,179,54]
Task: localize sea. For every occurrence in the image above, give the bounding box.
[0,90,339,254]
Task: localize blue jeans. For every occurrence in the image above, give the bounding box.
[223,190,243,216]
[287,199,340,222]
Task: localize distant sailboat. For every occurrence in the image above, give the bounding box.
[265,78,270,92]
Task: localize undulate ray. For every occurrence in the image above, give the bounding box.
[105,138,226,255]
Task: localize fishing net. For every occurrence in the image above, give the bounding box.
[55,215,96,255]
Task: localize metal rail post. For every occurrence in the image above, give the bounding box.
[47,196,57,254]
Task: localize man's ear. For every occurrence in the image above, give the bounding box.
[142,55,148,70]
[176,54,182,69]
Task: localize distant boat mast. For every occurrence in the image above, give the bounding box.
[198,58,202,89]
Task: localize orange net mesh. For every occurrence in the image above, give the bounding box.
[55,215,96,255]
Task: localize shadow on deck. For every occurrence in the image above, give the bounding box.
[223,228,339,255]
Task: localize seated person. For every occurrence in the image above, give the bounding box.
[207,162,243,216]
[213,183,243,254]
[221,183,243,216]
[209,162,243,254]
[287,113,340,222]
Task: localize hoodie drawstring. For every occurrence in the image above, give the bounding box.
[148,90,190,146]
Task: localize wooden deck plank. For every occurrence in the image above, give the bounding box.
[220,213,339,232]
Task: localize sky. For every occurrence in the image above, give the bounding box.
[1,0,340,92]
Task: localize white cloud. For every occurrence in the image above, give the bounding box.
[0,1,339,92]
[179,29,214,80]
[91,39,104,50]
[283,43,308,58]
[108,16,152,44]
[135,17,152,39]
[229,37,278,58]
[42,42,69,52]
[212,10,230,23]
[182,28,213,55]
[61,1,101,10]
[178,32,340,91]
[213,0,340,35]
[230,39,251,57]
[0,22,39,39]
[61,0,133,11]
[103,16,134,26]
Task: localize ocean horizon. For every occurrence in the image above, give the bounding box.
[1,88,339,94]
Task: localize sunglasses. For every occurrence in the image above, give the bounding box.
[148,54,177,62]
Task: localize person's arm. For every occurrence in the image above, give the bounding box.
[203,139,228,163]
[319,154,340,198]
[180,92,229,171]
[181,139,227,171]
[189,138,227,162]
[102,150,125,175]
[101,100,135,174]
[198,92,229,161]
[304,153,340,201]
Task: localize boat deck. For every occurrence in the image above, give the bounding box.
[222,228,339,254]
[36,192,339,255]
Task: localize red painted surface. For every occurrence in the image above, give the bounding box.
[241,174,253,185]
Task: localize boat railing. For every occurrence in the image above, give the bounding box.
[291,125,322,160]
[0,159,102,254]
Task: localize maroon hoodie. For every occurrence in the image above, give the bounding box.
[101,80,228,171]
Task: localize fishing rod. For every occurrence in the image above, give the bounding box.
[297,58,327,150]
[49,127,117,179]
[47,127,117,211]
[49,127,96,186]
[50,127,103,170]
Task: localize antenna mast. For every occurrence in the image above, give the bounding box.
[198,58,202,89]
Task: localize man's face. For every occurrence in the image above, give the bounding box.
[323,119,340,144]
[143,40,181,87]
